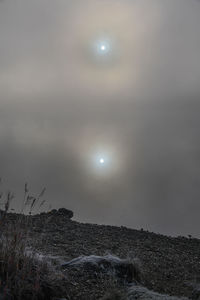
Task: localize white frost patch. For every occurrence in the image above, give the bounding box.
[127,285,188,300]
[25,248,66,265]
[61,254,139,282]
[62,254,126,267]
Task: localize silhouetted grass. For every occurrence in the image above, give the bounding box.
[0,181,55,300]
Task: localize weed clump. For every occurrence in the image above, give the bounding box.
[0,181,55,300]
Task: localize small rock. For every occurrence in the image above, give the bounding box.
[57,208,73,219]
[48,208,74,219]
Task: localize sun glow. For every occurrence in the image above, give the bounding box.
[99,158,105,164]
[79,140,122,178]
[93,38,112,56]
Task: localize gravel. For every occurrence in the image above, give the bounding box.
[1,209,200,299]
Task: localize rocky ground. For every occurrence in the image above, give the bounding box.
[1,208,200,299]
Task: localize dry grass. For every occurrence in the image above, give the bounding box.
[0,181,56,300]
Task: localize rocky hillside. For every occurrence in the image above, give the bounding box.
[0,208,200,300]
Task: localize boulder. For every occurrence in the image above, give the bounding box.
[62,254,141,283]
[57,208,73,218]
[48,208,73,219]
[127,285,188,300]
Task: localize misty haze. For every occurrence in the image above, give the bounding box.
[0,0,200,238]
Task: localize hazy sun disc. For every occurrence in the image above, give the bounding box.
[93,38,112,56]
[100,158,105,164]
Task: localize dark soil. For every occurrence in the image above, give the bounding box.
[1,209,200,299]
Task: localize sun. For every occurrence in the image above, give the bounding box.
[93,38,111,56]
[94,154,108,168]
[99,158,105,164]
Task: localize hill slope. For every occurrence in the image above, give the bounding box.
[0,208,200,299]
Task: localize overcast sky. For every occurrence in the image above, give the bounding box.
[0,0,200,237]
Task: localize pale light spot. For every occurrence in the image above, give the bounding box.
[100,158,105,164]
[92,38,112,57]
